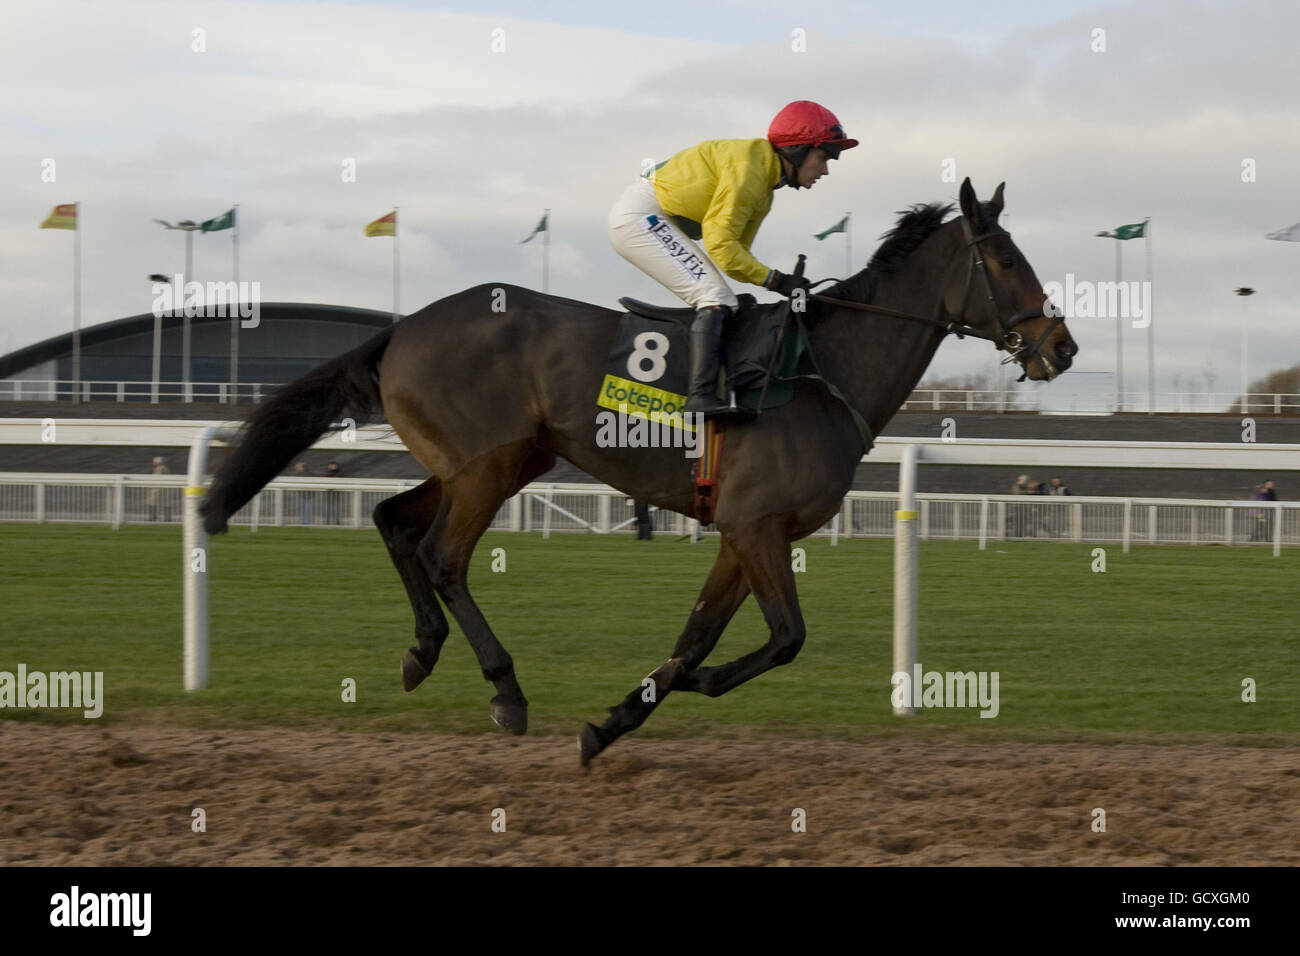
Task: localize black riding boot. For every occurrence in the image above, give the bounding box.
[684,305,737,418]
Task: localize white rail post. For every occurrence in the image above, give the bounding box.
[893,444,919,716]
[112,476,125,530]
[183,425,235,691]
[1273,501,1283,558]
[978,495,989,550]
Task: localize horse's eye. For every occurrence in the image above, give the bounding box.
[999,256,1014,269]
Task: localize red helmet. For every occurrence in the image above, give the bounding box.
[768,101,859,156]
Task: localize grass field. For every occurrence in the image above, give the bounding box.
[1,524,1296,743]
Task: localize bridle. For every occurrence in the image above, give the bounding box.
[810,215,1068,381]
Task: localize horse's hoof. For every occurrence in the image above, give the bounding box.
[401,648,432,692]
[578,723,603,768]
[490,696,527,735]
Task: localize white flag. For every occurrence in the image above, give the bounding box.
[1266,221,1300,241]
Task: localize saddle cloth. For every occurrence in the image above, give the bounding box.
[596,294,805,424]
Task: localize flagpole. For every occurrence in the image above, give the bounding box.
[72,201,81,405]
[151,292,161,405]
[1241,297,1247,413]
[543,208,550,294]
[230,203,240,403]
[183,227,194,403]
[1114,236,1123,412]
[1145,218,1154,414]
[393,206,400,323]
[1238,290,1252,413]
[845,211,852,277]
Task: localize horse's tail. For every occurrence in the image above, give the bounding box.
[200,325,395,534]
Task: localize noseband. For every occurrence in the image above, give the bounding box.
[956,216,1067,380]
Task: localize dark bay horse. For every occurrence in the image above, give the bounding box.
[202,178,1076,764]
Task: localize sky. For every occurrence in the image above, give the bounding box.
[1,0,1297,410]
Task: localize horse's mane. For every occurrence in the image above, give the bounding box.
[826,201,956,302]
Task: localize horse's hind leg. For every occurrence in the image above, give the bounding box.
[429,440,551,734]
[675,517,807,698]
[373,477,450,692]
[579,538,751,765]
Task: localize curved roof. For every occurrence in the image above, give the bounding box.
[0,303,394,378]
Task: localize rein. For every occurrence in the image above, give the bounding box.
[808,216,1067,379]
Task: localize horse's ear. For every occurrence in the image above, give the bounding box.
[958,177,983,228]
[989,182,1005,218]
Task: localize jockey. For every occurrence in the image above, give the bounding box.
[608,100,858,417]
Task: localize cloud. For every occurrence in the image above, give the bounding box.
[1,0,1296,403]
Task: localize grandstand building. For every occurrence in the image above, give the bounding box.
[0,304,392,401]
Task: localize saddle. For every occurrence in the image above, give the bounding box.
[610,293,804,405]
[600,290,873,525]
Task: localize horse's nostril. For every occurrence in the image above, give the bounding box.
[1055,339,1078,361]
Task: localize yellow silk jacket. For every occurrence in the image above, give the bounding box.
[646,138,783,286]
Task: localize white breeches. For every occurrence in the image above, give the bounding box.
[607,177,739,310]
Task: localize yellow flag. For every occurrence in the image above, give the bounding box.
[364,211,396,237]
[40,203,77,230]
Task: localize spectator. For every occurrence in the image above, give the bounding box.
[1045,476,1071,537]
[1008,474,1033,537]
[148,456,172,522]
[1028,480,1049,533]
[1249,480,1277,541]
[633,499,653,540]
[323,460,343,525]
[295,461,314,525]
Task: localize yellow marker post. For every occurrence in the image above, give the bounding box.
[893,445,919,715]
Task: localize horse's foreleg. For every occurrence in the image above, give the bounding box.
[579,539,750,766]
[675,518,806,698]
[373,478,450,691]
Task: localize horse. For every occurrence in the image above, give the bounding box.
[201,178,1076,765]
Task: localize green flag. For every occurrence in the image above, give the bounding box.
[815,216,848,240]
[201,208,236,232]
[521,211,548,244]
[1112,220,1147,240]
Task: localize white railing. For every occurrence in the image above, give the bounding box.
[0,380,272,404]
[6,379,1298,414]
[1,473,1294,552]
[899,389,1299,414]
[5,421,1297,470]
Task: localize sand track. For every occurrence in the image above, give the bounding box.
[2,724,1296,865]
